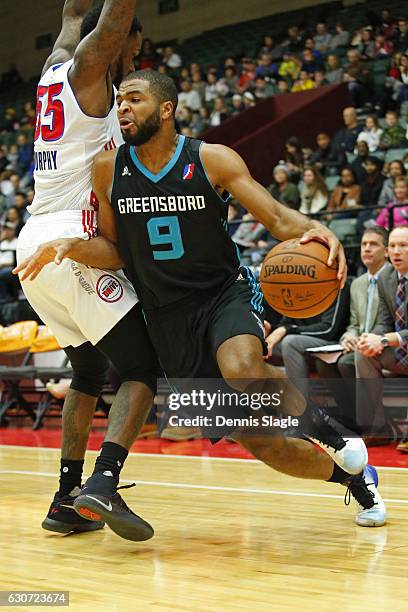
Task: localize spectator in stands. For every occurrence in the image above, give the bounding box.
[356,115,383,152]
[1,173,21,206]
[291,70,315,92]
[0,224,18,301]
[176,107,198,136]
[179,79,201,111]
[313,22,332,54]
[268,163,300,210]
[277,79,290,95]
[191,72,206,103]
[0,148,9,174]
[138,38,158,70]
[304,37,323,60]
[209,97,229,126]
[379,110,406,149]
[351,140,369,183]
[358,27,376,60]
[355,226,408,447]
[394,17,408,53]
[359,156,385,229]
[327,167,361,215]
[375,177,408,229]
[254,76,276,100]
[242,91,256,109]
[196,106,210,133]
[330,22,350,49]
[378,8,397,40]
[316,227,390,432]
[278,52,301,83]
[2,206,24,236]
[314,70,328,88]
[22,101,36,128]
[161,46,182,70]
[237,58,257,93]
[378,160,406,207]
[299,167,328,215]
[264,287,350,400]
[309,132,347,176]
[301,49,323,75]
[223,66,238,92]
[374,33,394,57]
[325,54,344,85]
[285,136,304,181]
[231,213,265,251]
[16,134,32,176]
[255,53,278,80]
[205,73,226,103]
[282,25,304,53]
[344,49,372,107]
[231,94,245,115]
[13,192,29,224]
[333,107,362,154]
[258,35,282,61]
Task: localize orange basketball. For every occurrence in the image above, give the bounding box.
[260,238,340,318]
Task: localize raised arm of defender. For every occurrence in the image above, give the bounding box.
[199,143,347,286]
[42,0,94,75]
[69,0,139,116]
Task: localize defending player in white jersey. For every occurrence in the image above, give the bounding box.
[16,0,160,542]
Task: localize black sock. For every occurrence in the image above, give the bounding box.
[59,459,84,496]
[327,463,356,484]
[93,442,128,480]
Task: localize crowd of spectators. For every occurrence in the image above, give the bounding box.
[0,7,408,304]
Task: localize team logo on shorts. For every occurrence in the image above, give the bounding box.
[96,275,124,303]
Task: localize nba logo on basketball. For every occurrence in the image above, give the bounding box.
[183,163,195,180]
[96,275,124,303]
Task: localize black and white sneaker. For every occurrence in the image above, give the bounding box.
[73,472,154,542]
[300,403,368,475]
[42,487,105,534]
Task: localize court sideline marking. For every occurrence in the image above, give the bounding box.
[0,443,407,471]
[1,468,408,505]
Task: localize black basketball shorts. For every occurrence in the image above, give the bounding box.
[144,267,266,379]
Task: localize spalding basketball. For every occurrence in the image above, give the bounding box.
[260,239,340,318]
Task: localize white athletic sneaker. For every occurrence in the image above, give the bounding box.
[344,465,387,527]
[302,404,368,475]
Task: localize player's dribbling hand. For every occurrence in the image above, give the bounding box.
[12,238,81,281]
[299,227,347,288]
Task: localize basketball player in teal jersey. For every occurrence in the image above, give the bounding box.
[16,71,386,527]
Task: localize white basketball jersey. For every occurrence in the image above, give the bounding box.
[28,59,123,216]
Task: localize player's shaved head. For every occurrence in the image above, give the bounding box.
[80,3,143,40]
[121,70,179,115]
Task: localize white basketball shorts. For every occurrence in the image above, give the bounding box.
[17,211,138,347]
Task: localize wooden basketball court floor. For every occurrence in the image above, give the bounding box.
[1,444,407,611]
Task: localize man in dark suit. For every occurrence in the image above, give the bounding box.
[356,226,408,451]
[316,227,390,434]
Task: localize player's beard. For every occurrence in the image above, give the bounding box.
[123,107,162,146]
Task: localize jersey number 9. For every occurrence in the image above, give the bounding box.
[147,216,185,260]
[34,83,65,142]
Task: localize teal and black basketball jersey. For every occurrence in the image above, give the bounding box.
[110,135,240,309]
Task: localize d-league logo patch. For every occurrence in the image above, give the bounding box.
[96,274,124,303]
[183,163,195,180]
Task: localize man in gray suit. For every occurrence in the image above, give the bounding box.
[356,226,408,448]
[317,227,390,431]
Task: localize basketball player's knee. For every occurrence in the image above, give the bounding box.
[220,353,266,385]
[65,343,109,398]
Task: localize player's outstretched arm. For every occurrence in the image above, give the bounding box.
[200,143,347,287]
[69,0,139,115]
[13,151,122,281]
[42,0,94,75]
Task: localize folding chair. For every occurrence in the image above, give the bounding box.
[29,326,72,430]
[0,321,38,425]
